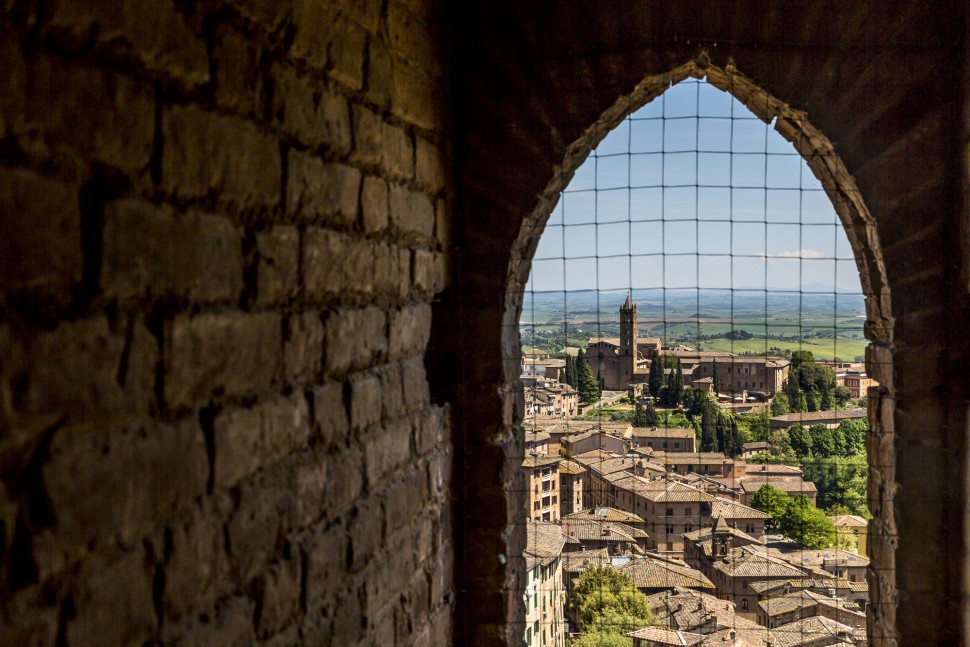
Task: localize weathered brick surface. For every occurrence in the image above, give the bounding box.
[0,169,82,295]
[163,105,280,205]
[164,312,282,408]
[287,150,361,226]
[103,200,243,302]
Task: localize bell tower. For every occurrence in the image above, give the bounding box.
[619,294,637,385]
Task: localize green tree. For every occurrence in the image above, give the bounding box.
[697,398,719,452]
[712,359,721,395]
[752,484,790,532]
[681,387,708,419]
[648,356,664,397]
[839,418,869,456]
[778,494,836,549]
[666,356,684,407]
[575,631,632,647]
[577,350,601,404]
[833,385,853,408]
[642,399,660,426]
[788,424,812,457]
[570,566,657,635]
[802,455,870,517]
[809,423,837,458]
[770,392,790,415]
[562,354,578,388]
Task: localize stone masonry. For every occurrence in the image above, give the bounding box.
[0,1,451,645]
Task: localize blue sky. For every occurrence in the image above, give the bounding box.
[528,78,863,296]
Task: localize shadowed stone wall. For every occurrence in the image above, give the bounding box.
[0,1,452,645]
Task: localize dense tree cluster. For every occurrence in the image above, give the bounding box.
[751,485,837,548]
[747,417,870,517]
[632,399,660,427]
[569,566,657,646]
[561,354,578,389]
[780,350,852,412]
[648,355,684,406]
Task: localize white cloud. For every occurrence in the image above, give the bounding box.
[757,249,823,259]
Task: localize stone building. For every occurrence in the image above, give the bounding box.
[585,296,663,391]
[1,2,969,645]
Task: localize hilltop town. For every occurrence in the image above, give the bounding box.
[521,300,873,647]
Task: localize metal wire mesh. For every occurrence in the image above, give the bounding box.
[516,77,872,647]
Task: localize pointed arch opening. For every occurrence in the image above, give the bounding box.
[508,58,895,646]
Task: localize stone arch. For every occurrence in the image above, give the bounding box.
[502,58,896,642]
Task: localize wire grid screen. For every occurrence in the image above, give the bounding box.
[517,78,872,647]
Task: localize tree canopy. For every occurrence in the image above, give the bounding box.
[752,485,837,548]
[570,566,657,638]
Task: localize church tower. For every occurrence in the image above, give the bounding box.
[619,294,638,385]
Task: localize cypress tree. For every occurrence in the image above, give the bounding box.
[648,355,664,396]
[577,349,601,404]
[712,359,721,395]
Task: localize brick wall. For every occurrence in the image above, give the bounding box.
[443,2,969,645]
[0,1,452,645]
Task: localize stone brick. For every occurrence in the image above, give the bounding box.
[287,150,361,226]
[331,585,365,644]
[48,0,209,86]
[284,312,324,386]
[413,407,445,456]
[164,597,256,647]
[212,406,262,490]
[257,558,301,638]
[310,380,350,447]
[362,535,417,624]
[387,2,440,77]
[373,242,405,297]
[271,63,352,155]
[349,371,382,431]
[366,35,394,109]
[385,467,427,534]
[227,473,288,581]
[389,303,432,360]
[212,27,259,116]
[325,445,365,516]
[262,393,312,464]
[412,248,438,295]
[328,13,367,90]
[303,228,374,300]
[66,549,157,647]
[324,307,388,374]
[1,53,154,177]
[162,105,280,206]
[40,419,207,569]
[103,200,243,302]
[402,356,430,408]
[164,312,281,408]
[347,496,384,573]
[353,105,384,167]
[389,183,435,237]
[291,452,328,527]
[377,364,405,421]
[0,169,81,295]
[363,419,412,488]
[303,522,348,606]
[256,226,300,306]
[291,0,332,68]
[384,121,415,179]
[164,503,228,619]
[361,176,390,233]
[415,137,446,193]
[23,314,156,420]
[390,60,442,132]
[435,196,450,248]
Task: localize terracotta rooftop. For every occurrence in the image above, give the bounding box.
[626,625,706,646]
[619,556,715,592]
[565,507,644,524]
